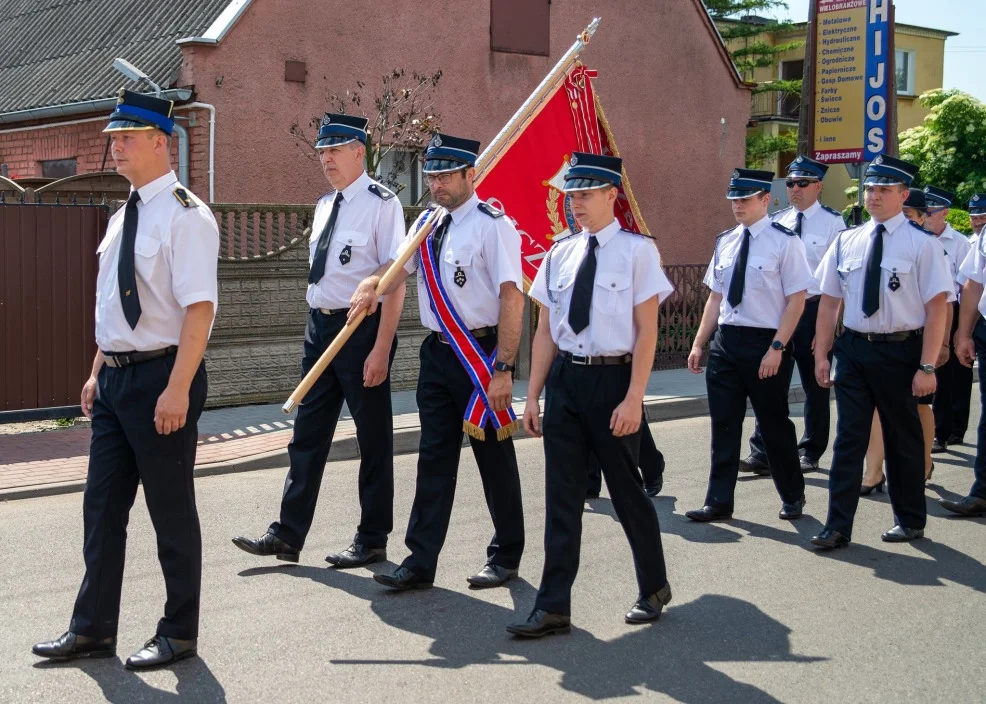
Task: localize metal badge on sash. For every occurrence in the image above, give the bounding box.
[454,267,466,287]
[339,244,352,265]
[888,268,900,292]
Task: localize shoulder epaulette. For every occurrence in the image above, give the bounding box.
[551,231,580,246]
[620,228,655,239]
[770,206,793,218]
[715,227,733,240]
[771,221,797,237]
[907,219,936,236]
[821,204,843,217]
[477,201,504,218]
[368,183,395,201]
[172,187,193,208]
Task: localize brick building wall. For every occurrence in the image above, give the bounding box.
[0,108,211,201]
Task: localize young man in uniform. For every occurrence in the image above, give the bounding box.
[942,192,986,518]
[349,133,526,590]
[811,155,952,548]
[232,114,406,568]
[508,152,673,637]
[33,90,219,669]
[686,169,813,523]
[740,156,844,475]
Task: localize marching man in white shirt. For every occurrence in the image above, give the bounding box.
[687,168,813,525]
[507,152,673,638]
[33,89,219,669]
[233,113,406,570]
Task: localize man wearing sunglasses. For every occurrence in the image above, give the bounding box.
[739,156,845,476]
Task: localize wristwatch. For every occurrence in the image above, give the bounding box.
[919,363,936,375]
[771,340,785,351]
[493,360,515,373]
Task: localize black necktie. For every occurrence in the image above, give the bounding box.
[118,190,142,330]
[309,192,343,285]
[726,228,752,308]
[431,212,453,261]
[794,212,804,238]
[568,235,599,334]
[862,224,886,317]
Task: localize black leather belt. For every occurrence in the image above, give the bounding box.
[845,328,923,343]
[560,351,633,366]
[436,326,497,344]
[102,346,178,368]
[317,307,348,316]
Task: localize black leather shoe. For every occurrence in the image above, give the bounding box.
[947,434,964,446]
[32,632,116,661]
[506,609,571,638]
[325,542,386,568]
[881,525,924,542]
[931,438,947,454]
[373,566,433,591]
[467,563,518,588]
[779,495,806,520]
[799,456,820,473]
[685,505,733,522]
[125,635,197,671]
[625,583,672,624]
[644,477,664,497]
[939,495,986,517]
[738,455,771,476]
[231,531,299,563]
[810,528,850,550]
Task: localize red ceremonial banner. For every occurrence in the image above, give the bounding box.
[475,66,646,286]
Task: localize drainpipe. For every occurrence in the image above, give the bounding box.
[172,120,190,187]
[175,103,216,202]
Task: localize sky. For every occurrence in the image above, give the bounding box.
[774,0,985,101]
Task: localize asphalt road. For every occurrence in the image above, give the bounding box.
[1,402,984,703]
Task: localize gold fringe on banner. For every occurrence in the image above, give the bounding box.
[496,419,520,442]
[463,422,486,442]
[593,92,652,238]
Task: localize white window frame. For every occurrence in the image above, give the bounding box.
[895,49,916,96]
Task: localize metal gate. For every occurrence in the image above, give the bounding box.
[0,203,107,416]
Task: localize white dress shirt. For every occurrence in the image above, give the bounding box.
[935,223,972,297]
[529,219,673,357]
[703,215,814,329]
[816,211,954,333]
[399,193,523,332]
[771,200,844,296]
[95,171,219,352]
[306,171,405,310]
[957,230,986,317]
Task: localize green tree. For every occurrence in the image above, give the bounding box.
[898,89,986,205]
[704,1,804,167]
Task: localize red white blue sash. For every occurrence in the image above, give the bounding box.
[418,216,518,441]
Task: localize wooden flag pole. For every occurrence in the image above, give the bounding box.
[281,17,602,414]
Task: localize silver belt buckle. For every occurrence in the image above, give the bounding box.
[570,354,589,365]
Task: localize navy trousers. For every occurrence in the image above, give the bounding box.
[70,353,206,640]
[748,298,831,464]
[535,356,668,615]
[401,333,524,580]
[825,332,927,538]
[270,309,396,550]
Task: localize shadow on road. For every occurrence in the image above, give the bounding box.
[33,655,226,703]
[239,564,820,702]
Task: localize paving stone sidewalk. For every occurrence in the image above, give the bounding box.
[1,367,808,501]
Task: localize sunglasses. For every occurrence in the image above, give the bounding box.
[785,179,818,189]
